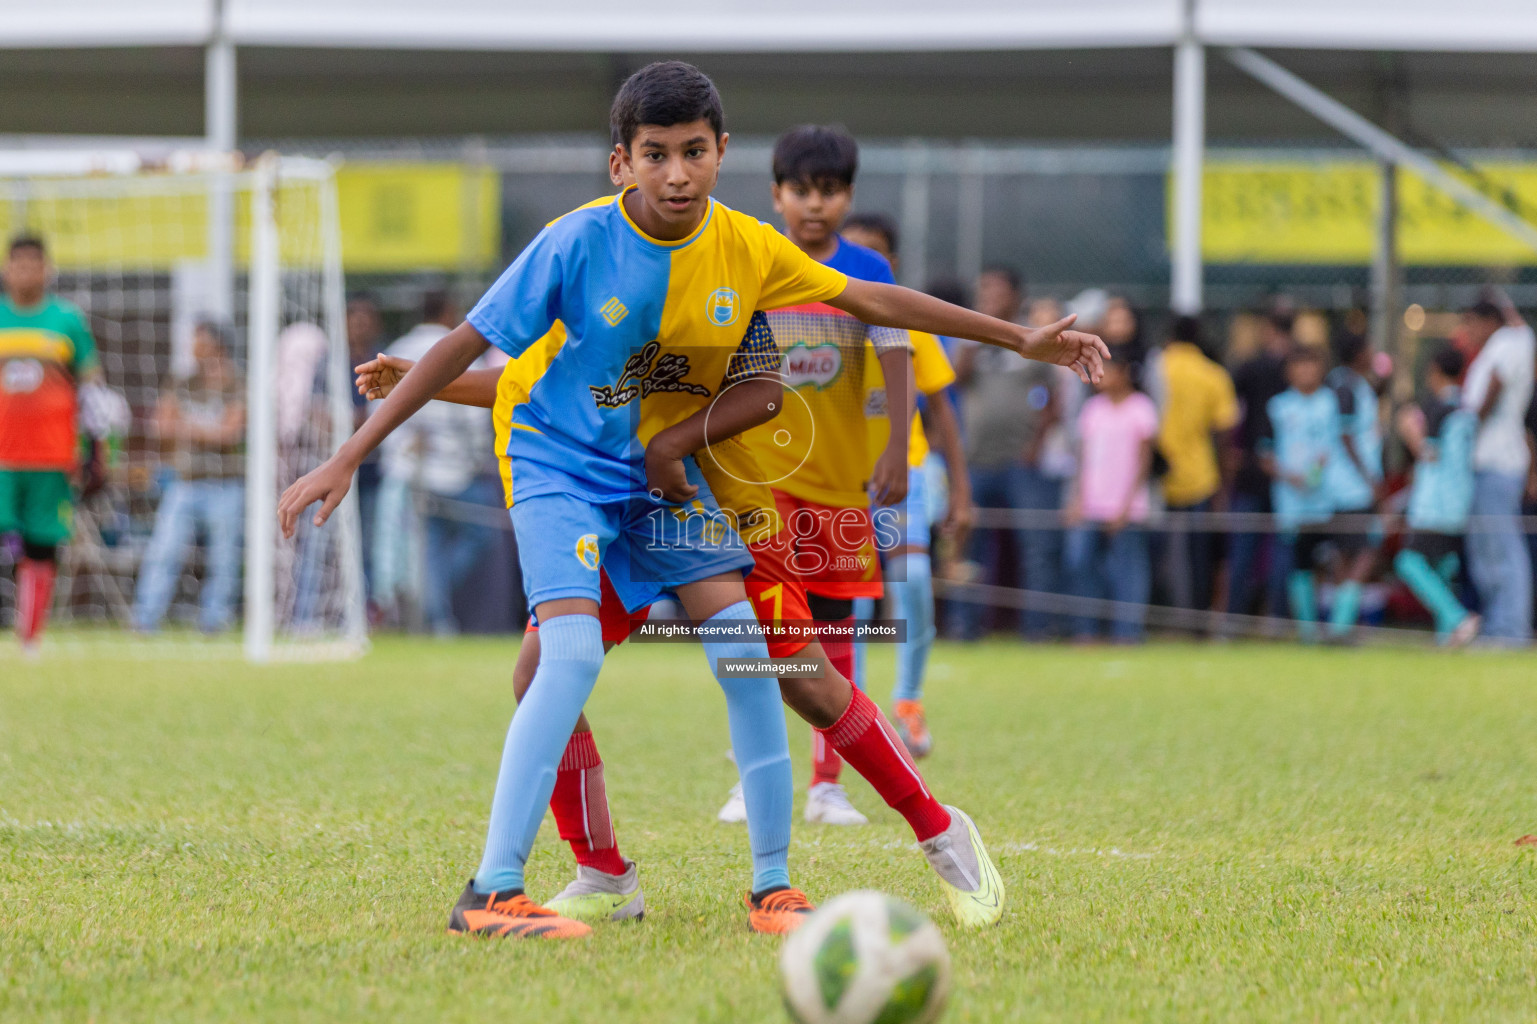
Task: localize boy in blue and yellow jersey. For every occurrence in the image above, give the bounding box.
[1321,331,1384,640]
[1260,346,1340,642]
[355,157,1008,931]
[1393,346,1482,646]
[842,212,970,760]
[283,60,1107,940]
[0,235,103,656]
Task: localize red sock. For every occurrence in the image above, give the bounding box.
[810,616,857,786]
[17,558,56,646]
[817,688,952,841]
[548,731,626,876]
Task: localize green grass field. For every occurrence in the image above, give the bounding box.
[4,637,1537,1022]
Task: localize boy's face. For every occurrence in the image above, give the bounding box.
[1288,356,1324,392]
[617,120,725,234]
[5,247,48,300]
[772,179,852,250]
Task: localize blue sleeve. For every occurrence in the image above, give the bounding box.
[466,227,566,359]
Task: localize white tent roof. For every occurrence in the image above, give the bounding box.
[5,0,1535,52]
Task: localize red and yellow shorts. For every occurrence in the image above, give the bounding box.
[527,535,820,658]
[744,533,816,658]
[526,571,651,646]
[765,489,883,601]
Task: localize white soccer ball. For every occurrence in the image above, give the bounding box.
[780,891,951,1024]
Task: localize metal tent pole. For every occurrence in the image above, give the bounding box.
[1170,18,1206,315]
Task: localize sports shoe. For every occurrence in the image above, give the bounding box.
[717,781,747,823]
[804,782,869,826]
[919,806,1004,929]
[545,858,646,922]
[893,700,933,758]
[744,886,815,934]
[446,881,592,939]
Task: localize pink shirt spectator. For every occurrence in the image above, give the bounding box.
[1076,391,1159,522]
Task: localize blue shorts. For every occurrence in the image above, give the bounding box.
[511,459,755,615]
[872,466,931,554]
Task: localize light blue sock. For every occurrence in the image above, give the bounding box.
[1286,570,1318,643]
[703,600,793,893]
[474,614,604,894]
[1395,550,1470,638]
[889,553,935,704]
[1327,580,1363,638]
[851,596,876,693]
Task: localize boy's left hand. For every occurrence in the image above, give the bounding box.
[1018,314,1111,385]
[643,434,698,504]
[355,354,414,401]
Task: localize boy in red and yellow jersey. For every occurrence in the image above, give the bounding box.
[736,127,914,825]
[0,235,102,655]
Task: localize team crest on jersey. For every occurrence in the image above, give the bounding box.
[781,342,842,390]
[1,358,44,395]
[575,533,601,570]
[705,287,740,327]
[589,339,710,409]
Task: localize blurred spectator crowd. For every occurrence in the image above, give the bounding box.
[934,268,1537,648]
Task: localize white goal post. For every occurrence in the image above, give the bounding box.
[0,150,367,660]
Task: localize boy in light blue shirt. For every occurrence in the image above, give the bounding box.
[1321,333,1383,639]
[1393,346,1481,646]
[1261,346,1338,640]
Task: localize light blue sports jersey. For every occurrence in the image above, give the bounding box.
[1324,366,1382,511]
[466,189,847,507]
[1264,387,1338,529]
[1407,386,1477,534]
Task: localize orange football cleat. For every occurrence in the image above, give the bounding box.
[447,881,592,939]
[893,700,933,758]
[745,887,815,934]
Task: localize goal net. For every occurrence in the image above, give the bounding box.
[0,152,366,660]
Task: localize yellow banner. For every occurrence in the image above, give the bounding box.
[1198,160,1537,265]
[0,162,501,273]
[335,162,500,272]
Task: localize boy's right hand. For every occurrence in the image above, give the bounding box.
[355,354,415,401]
[278,456,355,538]
[642,431,699,504]
[1018,314,1111,385]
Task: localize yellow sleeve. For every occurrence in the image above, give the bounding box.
[756,222,849,310]
[910,331,956,396]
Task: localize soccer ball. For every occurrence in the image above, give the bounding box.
[780,891,951,1024]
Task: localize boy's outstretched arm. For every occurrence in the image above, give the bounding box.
[355,353,501,408]
[644,374,784,503]
[828,279,1110,384]
[278,322,490,537]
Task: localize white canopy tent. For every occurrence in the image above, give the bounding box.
[3,0,1536,313]
[9,0,1534,52]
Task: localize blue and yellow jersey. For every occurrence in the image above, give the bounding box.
[1262,387,1339,529]
[743,237,909,508]
[1407,386,1476,534]
[492,313,786,544]
[1324,365,1382,511]
[863,329,956,472]
[468,187,847,508]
